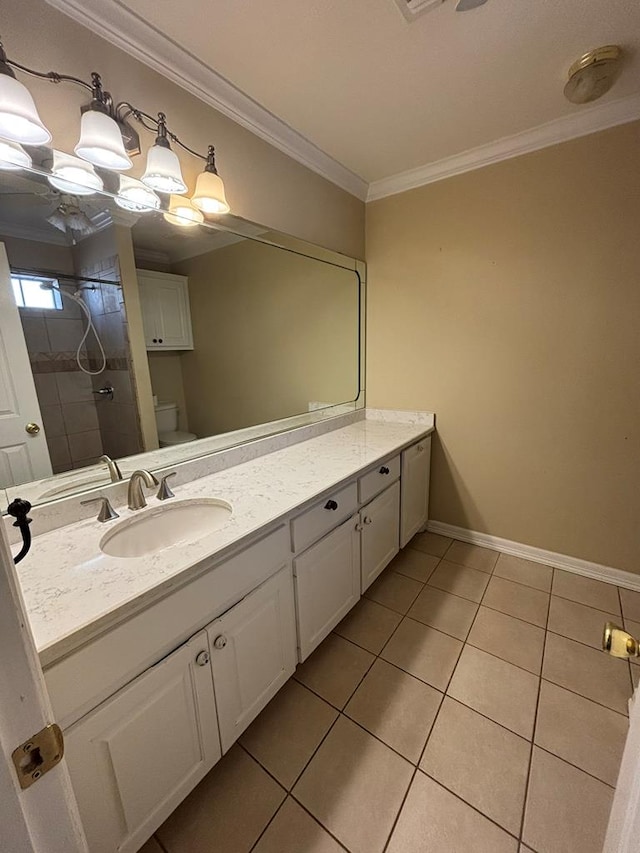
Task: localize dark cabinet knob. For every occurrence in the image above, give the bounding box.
[152,338,158,343]
[379,466,390,475]
[324,499,338,511]
[158,338,163,343]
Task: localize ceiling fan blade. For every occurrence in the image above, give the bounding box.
[455,0,488,10]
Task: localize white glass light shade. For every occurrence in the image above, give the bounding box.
[48,150,103,196]
[191,170,230,214]
[163,195,204,227]
[116,175,161,212]
[141,144,187,194]
[0,139,32,170]
[74,110,132,171]
[0,73,51,145]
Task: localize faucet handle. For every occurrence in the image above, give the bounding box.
[81,496,119,523]
[156,472,177,501]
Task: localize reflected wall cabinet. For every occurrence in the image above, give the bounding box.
[137,269,194,350]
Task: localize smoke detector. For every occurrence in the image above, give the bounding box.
[564,45,623,104]
[393,0,487,20]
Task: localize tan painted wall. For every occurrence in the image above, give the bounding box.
[174,240,360,436]
[147,353,189,433]
[4,0,364,258]
[366,121,640,573]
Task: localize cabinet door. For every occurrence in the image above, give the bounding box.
[400,436,432,547]
[155,279,193,349]
[64,630,220,853]
[294,514,361,661]
[137,278,160,347]
[208,566,297,753]
[361,480,400,592]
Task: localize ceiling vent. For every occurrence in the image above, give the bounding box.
[393,0,445,22]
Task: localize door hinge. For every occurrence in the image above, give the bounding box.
[12,724,64,789]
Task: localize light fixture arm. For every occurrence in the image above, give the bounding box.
[116,102,213,163]
[0,40,94,93]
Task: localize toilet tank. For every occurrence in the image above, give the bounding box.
[154,402,178,433]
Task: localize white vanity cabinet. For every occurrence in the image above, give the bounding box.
[360,480,401,592]
[137,269,194,350]
[64,629,220,853]
[207,566,297,752]
[400,436,432,547]
[294,514,361,660]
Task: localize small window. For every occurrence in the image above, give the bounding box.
[11,275,63,310]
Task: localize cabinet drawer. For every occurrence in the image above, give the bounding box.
[358,454,400,504]
[291,481,358,552]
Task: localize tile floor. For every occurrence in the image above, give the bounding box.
[142,533,638,853]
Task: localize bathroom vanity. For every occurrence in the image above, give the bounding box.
[15,412,432,853]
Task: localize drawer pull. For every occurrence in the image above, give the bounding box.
[355,522,364,532]
[324,499,338,511]
[379,466,390,475]
[195,650,210,666]
[213,635,227,650]
[417,444,424,452]
[364,516,373,525]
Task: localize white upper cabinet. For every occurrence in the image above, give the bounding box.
[400,436,432,547]
[361,480,401,592]
[137,269,194,350]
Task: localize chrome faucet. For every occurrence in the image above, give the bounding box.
[100,454,123,483]
[127,470,159,511]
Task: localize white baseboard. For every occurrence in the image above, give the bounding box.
[426,520,640,593]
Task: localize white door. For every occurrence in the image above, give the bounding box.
[294,514,361,661]
[0,505,87,852]
[400,436,431,547]
[604,679,640,851]
[64,629,220,853]
[361,480,401,592]
[208,566,297,753]
[0,243,52,486]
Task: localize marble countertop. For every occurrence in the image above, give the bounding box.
[17,415,433,666]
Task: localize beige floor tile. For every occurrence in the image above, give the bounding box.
[365,569,423,614]
[240,679,338,789]
[381,617,463,691]
[483,576,549,628]
[391,547,439,582]
[408,585,478,640]
[494,553,553,592]
[157,745,285,853]
[294,634,374,710]
[138,839,164,853]
[542,632,631,715]
[467,606,545,674]
[334,597,402,654]
[620,588,640,621]
[448,645,539,738]
[293,716,412,853]
[421,697,530,835]
[548,596,617,649]
[552,570,621,614]
[345,658,442,762]
[535,680,627,787]
[253,798,343,853]
[445,540,499,573]
[409,531,452,557]
[625,617,640,637]
[387,772,517,853]
[427,560,490,603]
[523,747,614,853]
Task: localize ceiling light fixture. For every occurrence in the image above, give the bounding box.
[48,150,103,196]
[116,175,161,212]
[163,194,205,227]
[0,38,231,219]
[564,45,623,105]
[0,138,32,170]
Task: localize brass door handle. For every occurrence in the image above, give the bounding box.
[603,622,639,659]
[25,422,40,436]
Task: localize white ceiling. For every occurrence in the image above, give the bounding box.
[105,0,640,187]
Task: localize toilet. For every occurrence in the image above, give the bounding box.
[154,401,197,447]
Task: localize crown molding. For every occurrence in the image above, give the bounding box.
[367,93,640,201]
[43,0,368,201]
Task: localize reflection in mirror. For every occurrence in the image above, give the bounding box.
[0,166,362,506]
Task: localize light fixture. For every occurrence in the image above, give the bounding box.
[163,194,204,227]
[48,151,103,196]
[116,175,161,212]
[564,46,623,105]
[0,138,32,170]
[192,146,230,214]
[0,44,51,145]
[141,113,187,194]
[75,107,132,171]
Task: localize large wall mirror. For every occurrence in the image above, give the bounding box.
[0,164,363,507]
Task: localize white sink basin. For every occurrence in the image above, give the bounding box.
[100,498,233,558]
